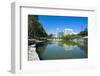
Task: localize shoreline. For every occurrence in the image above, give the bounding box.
[28,45,40,61]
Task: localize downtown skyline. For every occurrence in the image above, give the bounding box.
[38,15,88,35]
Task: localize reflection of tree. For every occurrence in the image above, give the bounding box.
[58,41,87,53]
[36,42,49,60]
[77,41,88,55]
[58,41,78,51]
[58,41,76,47]
[35,41,57,60]
[34,40,88,60]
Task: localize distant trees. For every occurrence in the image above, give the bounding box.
[60,28,88,41]
[28,15,48,39]
[48,34,53,38]
[78,28,88,37]
[61,34,80,41]
[28,15,88,41]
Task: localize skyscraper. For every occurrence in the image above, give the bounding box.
[64,28,77,35]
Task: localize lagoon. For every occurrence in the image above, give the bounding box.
[35,41,88,60]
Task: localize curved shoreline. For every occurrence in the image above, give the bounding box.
[28,45,40,61]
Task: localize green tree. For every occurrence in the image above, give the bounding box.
[78,28,88,37]
[28,15,48,39]
[48,34,53,38]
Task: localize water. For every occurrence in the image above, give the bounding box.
[35,41,88,60]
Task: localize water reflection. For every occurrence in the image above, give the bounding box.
[35,41,88,60]
[58,41,78,51]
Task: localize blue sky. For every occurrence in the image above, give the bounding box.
[38,15,88,34]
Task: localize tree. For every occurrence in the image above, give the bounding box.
[28,15,48,39]
[78,28,88,37]
[48,34,53,38]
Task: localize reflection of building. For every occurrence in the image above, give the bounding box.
[64,28,77,36]
[63,44,77,51]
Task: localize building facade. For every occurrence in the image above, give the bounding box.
[64,28,77,36]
